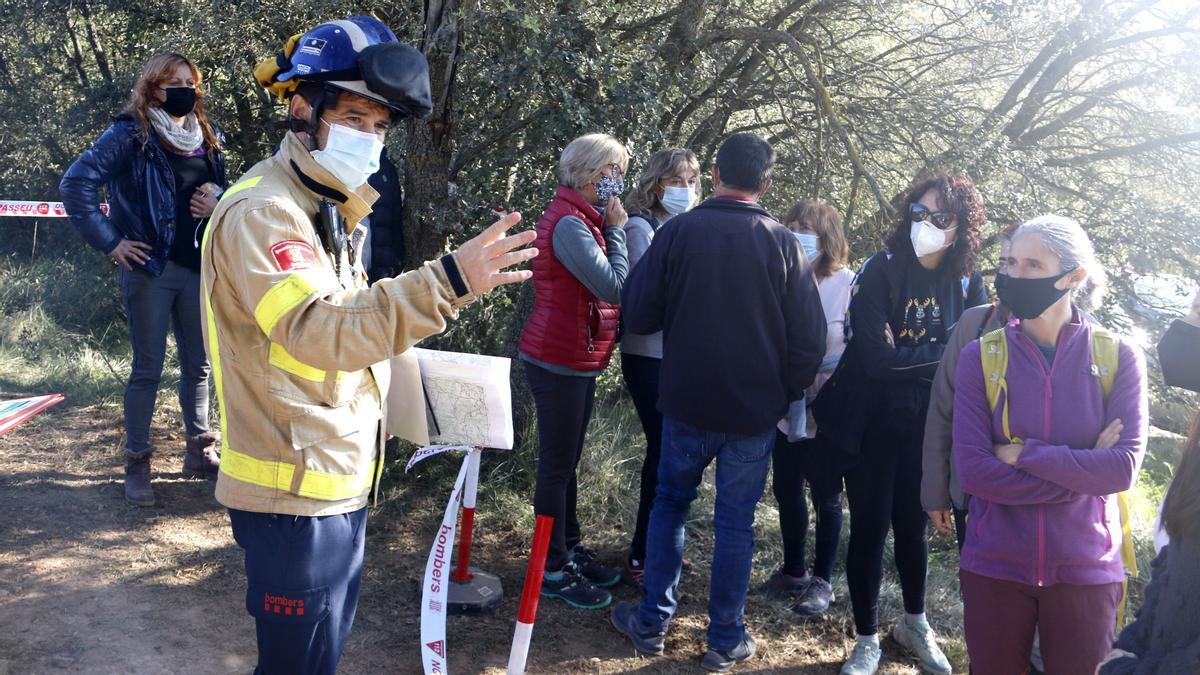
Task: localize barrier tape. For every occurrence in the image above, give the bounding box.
[406,444,474,473]
[0,395,65,438]
[420,452,471,675]
[0,200,108,217]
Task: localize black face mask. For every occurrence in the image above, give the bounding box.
[1158,319,1200,393]
[994,271,1073,320]
[160,87,196,117]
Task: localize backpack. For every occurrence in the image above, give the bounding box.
[979,324,1136,626]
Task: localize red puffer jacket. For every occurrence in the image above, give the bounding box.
[518,185,619,372]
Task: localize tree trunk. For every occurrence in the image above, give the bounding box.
[401,0,467,272]
[79,0,112,83]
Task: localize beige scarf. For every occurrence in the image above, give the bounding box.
[148,106,203,153]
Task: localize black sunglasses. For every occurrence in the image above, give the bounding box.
[909,203,955,230]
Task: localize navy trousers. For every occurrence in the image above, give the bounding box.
[229,507,367,675]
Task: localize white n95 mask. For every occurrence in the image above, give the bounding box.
[311,121,384,189]
[910,220,954,257]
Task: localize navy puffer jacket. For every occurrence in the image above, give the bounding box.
[59,112,227,277]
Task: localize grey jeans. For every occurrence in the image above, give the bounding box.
[119,261,210,455]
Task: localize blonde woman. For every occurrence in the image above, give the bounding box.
[619,147,701,584]
[518,133,629,609]
[60,53,227,506]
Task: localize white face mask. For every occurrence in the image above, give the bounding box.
[661,186,694,216]
[910,219,954,257]
[311,121,384,189]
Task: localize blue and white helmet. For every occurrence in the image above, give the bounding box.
[265,16,432,118]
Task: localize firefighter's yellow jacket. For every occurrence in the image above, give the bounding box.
[200,131,475,516]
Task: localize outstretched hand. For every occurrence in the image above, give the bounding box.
[453,212,538,295]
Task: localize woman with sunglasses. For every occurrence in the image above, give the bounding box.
[838,171,987,675]
[619,147,701,585]
[518,133,629,610]
[60,53,227,506]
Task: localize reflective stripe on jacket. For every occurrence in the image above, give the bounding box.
[201,131,475,517]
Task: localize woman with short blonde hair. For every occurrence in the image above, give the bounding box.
[618,146,701,584]
[559,133,629,191]
[518,132,632,610]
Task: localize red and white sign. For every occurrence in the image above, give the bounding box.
[269,240,318,272]
[0,395,65,437]
[0,200,107,217]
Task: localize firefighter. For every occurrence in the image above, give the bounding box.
[200,16,536,674]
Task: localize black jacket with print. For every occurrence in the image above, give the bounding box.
[848,250,986,426]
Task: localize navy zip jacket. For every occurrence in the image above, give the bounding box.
[59,113,227,277]
[621,196,827,435]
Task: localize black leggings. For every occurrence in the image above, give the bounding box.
[622,352,663,562]
[771,432,843,581]
[844,423,928,636]
[526,361,597,571]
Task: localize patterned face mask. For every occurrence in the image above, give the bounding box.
[595,173,626,205]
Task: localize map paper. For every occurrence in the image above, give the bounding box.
[386,349,514,450]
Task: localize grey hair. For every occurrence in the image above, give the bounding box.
[558,133,629,191]
[1011,214,1108,312]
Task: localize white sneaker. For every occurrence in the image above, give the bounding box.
[893,620,952,674]
[839,639,882,675]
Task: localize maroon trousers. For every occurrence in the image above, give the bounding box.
[960,568,1122,675]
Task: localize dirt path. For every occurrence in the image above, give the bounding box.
[0,405,934,674]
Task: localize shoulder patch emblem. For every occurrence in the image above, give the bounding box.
[270,240,318,272]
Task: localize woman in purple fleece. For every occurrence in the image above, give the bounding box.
[952,215,1148,675]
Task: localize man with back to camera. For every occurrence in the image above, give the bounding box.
[200,16,536,673]
[610,132,827,672]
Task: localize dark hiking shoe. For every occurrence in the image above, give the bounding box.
[762,568,810,596]
[182,432,221,479]
[540,563,612,610]
[124,452,155,506]
[610,601,665,656]
[792,576,834,616]
[570,544,621,588]
[701,634,757,672]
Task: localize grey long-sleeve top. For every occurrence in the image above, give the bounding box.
[552,214,628,304]
[620,214,664,359]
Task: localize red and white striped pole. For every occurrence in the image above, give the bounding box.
[507,514,554,675]
[451,447,481,583]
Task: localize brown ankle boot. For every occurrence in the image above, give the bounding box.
[183,432,220,479]
[124,451,156,506]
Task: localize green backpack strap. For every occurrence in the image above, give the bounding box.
[979,327,1020,443]
[1090,326,1138,624]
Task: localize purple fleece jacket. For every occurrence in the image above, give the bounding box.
[953,311,1147,587]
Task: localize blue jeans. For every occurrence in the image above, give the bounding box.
[636,416,775,652]
[119,261,210,455]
